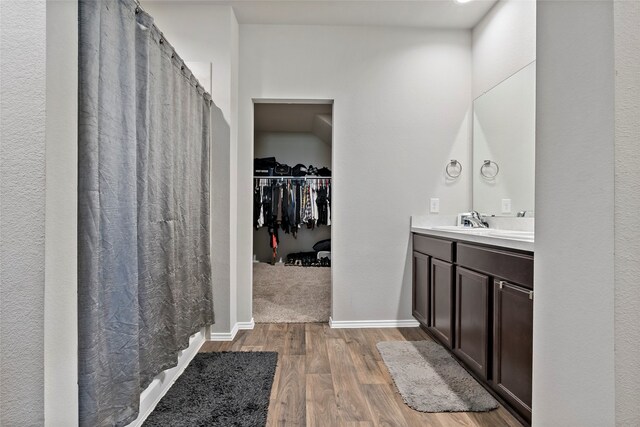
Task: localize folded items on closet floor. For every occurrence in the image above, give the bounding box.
[286,251,331,267]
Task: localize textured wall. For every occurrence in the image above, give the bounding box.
[614,1,640,425]
[0,0,47,424]
[472,0,536,99]
[238,25,472,323]
[534,1,615,425]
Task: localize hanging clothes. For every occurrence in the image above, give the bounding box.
[254,177,332,241]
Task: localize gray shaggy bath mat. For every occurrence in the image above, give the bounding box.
[144,351,277,426]
[377,341,498,412]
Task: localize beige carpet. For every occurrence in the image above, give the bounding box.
[253,263,330,323]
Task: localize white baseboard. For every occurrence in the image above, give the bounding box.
[329,317,420,329]
[209,322,239,341]
[238,318,255,330]
[208,318,255,341]
[126,327,207,427]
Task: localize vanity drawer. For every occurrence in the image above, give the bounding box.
[413,234,454,262]
[457,243,533,289]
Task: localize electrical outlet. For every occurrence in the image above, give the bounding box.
[501,199,512,214]
[430,198,440,213]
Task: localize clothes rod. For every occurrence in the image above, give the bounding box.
[253,176,332,179]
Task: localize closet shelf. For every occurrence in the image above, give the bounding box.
[253,176,331,179]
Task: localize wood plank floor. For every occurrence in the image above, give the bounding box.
[199,324,523,427]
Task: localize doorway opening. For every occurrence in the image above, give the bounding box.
[251,100,333,323]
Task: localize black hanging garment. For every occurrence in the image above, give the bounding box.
[288,182,297,237]
[277,185,283,226]
[316,186,328,226]
[262,183,273,227]
[281,183,290,234]
[295,181,302,230]
[271,182,279,225]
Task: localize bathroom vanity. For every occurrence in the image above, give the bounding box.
[410,58,536,424]
[411,225,533,425]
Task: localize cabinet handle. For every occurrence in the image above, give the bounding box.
[498,280,533,300]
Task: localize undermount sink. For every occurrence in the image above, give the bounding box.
[430,226,534,242]
[431,226,487,233]
[486,229,534,241]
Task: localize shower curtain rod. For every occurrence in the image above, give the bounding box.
[132,0,213,104]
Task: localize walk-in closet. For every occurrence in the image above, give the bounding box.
[252,102,333,323]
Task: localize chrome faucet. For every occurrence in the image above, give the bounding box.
[466,211,489,228]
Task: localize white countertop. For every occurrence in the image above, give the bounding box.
[411,215,534,252]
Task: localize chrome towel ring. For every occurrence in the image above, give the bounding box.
[480,160,499,179]
[445,160,462,179]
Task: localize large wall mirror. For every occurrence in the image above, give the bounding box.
[473,61,536,216]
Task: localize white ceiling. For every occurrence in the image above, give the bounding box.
[254,103,332,133]
[171,0,497,29]
[254,103,333,144]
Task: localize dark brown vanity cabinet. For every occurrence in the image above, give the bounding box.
[412,252,430,326]
[492,279,533,421]
[412,233,533,425]
[454,266,490,380]
[412,234,455,349]
[430,258,455,348]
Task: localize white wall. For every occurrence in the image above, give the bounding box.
[613,1,640,425]
[534,1,616,425]
[253,131,331,262]
[0,0,47,424]
[144,2,240,333]
[239,25,472,323]
[255,132,332,169]
[44,0,78,425]
[472,0,536,99]
[229,7,239,330]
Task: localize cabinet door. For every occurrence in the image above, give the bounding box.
[492,279,533,423]
[429,258,454,348]
[454,267,490,380]
[412,252,430,327]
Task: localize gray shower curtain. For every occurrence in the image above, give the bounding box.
[78,0,214,425]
